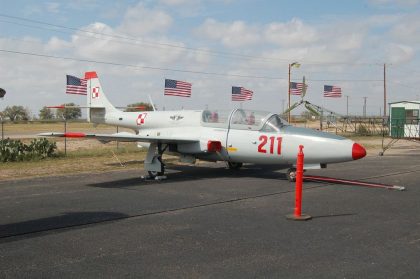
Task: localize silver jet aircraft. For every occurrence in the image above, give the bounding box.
[40,71,366,181]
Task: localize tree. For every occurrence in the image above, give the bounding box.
[39,107,55,120]
[125,102,154,112]
[2,106,30,121]
[55,103,81,120]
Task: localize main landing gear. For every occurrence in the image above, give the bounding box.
[286,168,297,182]
[228,162,243,170]
[143,142,167,180]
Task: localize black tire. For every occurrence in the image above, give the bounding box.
[228,162,243,170]
[148,171,164,177]
[286,168,296,182]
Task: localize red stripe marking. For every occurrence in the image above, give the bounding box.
[303,175,398,189]
[63,132,86,138]
[46,105,65,109]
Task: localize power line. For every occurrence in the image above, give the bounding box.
[388,80,419,90]
[0,48,286,80]
[0,14,285,63]
[0,35,276,73]
[0,48,390,83]
[293,78,383,82]
[0,13,387,66]
[1,35,390,80]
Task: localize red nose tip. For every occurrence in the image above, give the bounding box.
[352,143,366,160]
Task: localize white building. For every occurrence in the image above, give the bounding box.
[389,101,420,138]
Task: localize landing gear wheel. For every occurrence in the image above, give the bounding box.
[143,143,167,180]
[148,171,164,178]
[228,162,243,170]
[147,155,165,178]
[286,168,297,182]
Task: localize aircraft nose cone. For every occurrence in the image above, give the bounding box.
[352,143,366,160]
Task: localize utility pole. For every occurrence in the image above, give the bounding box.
[282,99,285,114]
[345,95,349,116]
[0,88,5,141]
[288,64,291,122]
[363,97,367,117]
[383,63,387,117]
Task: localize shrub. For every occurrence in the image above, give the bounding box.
[0,138,57,162]
[356,124,370,136]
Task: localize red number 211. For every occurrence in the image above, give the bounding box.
[258,135,282,155]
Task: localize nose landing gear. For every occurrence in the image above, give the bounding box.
[286,168,297,182]
[228,162,243,170]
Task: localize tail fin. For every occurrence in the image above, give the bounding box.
[85,71,118,122]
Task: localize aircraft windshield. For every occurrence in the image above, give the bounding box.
[230,109,272,131]
[261,114,288,132]
[201,109,286,131]
[201,110,230,128]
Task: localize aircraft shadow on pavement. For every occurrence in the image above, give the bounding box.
[88,164,291,189]
[0,211,129,243]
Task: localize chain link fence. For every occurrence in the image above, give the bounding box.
[0,119,128,155]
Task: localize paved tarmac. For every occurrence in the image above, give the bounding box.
[1,148,419,278]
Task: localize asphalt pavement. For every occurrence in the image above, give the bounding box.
[1,148,419,278]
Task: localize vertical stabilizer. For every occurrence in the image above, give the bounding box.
[85,71,118,122]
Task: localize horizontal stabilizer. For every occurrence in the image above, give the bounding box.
[46,105,91,109]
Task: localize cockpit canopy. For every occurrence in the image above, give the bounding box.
[201,109,288,131]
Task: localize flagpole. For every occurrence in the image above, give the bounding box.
[288,62,300,123]
[346,95,349,116]
[383,63,387,117]
[288,63,291,122]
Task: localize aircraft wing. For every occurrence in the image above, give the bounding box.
[38,132,199,144]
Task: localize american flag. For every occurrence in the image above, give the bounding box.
[324,85,342,98]
[232,86,253,101]
[290,82,305,96]
[164,79,192,97]
[66,75,87,95]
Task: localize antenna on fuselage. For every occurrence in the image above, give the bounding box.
[148,94,156,111]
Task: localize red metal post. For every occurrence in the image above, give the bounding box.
[287,145,312,221]
[294,145,304,217]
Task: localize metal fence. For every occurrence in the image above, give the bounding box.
[287,115,420,140]
[0,119,123,155]
[1,117,418,156]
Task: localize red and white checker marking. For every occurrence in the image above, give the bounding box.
[137,113,147,125]
[92,87,100,98]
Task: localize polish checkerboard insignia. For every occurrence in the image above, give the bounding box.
[92,87,100,98]
[137,113,147,125]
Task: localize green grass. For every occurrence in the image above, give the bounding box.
[61,144,146,158]
[0,144,149,181]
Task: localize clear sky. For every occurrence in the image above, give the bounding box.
[1,0,420,116]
